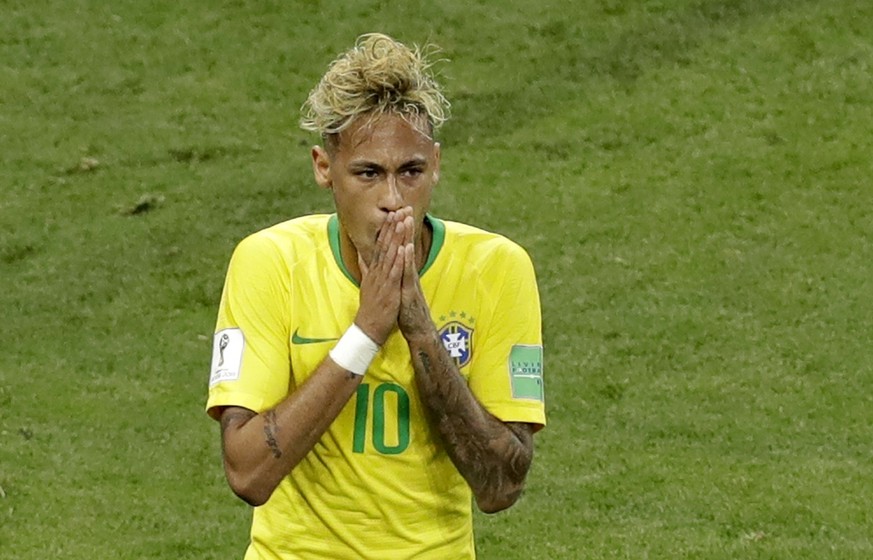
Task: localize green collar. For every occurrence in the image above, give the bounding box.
[327,214,445,286]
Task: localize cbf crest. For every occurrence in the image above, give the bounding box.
[438,319,474,368]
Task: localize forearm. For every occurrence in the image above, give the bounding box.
[408,329,534,513]
[220,360,362,506]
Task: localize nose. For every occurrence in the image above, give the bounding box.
[379,174,403,212]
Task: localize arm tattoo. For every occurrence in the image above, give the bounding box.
[220,407,257,455]
[263,409,283,459]
[413,341,535,509]
[220,408,256,435]
[417,350,433,375]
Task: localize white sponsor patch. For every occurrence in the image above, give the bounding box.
[209,328,244,387]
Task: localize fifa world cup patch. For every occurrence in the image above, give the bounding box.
[209,328,244,386]
[438,321,474,368]
[508,345,544,401]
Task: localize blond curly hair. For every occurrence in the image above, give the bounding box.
[300,33,450,140]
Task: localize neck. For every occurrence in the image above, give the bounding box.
[341,217,433,284]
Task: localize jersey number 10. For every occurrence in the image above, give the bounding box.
[352,383,411,455]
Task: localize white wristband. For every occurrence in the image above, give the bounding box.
[329,324,380,376]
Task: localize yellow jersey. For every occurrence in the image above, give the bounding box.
[207,214,545,560]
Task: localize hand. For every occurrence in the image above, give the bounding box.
[354,211,407,345]
[398,211,435,341]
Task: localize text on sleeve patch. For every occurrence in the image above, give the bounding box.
[508,344,544,401]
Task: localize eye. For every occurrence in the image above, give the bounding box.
[402,167,424,178]
[356,168,379,179]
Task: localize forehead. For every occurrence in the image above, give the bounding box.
[333,113,434,161]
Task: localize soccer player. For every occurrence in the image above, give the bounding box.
[206,33,545,559]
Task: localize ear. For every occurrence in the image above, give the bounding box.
[432,142,441,185]
[311,146,332,189]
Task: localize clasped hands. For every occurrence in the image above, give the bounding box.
[355,207,433,346]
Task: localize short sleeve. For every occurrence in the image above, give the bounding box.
[205,233,292,420]
[468,241,545,428]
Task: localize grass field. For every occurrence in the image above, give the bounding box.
[3,1,873,558]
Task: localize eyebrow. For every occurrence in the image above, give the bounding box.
[347,157,428,171]
[398,157,427,170]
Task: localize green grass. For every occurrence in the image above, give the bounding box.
[3,1,873,558]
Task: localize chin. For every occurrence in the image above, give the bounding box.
[353,240,376,264]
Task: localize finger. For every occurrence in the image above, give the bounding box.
[364,220,406,288]
[393,215,407,244]
[402,215,415,246]
[401,241,416,285]
[376,216,405,267]
[377,211,396,241]
[381,212,397,243]
[381,230,401,274]
[371,212,396,267]
[396,215,414,278]
[376,218,405,271]
[388,241,406,281]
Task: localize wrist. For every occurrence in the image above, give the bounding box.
[401,322,438,348]
[329,323,381,376]
[352,312,391,346]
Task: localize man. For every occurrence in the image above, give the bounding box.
[206,33,545,559]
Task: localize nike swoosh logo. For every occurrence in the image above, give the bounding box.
[292,328,339,345]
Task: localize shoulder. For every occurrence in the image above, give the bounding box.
[440,219,534,270]
[233,214,332,265]
[239,214,331,249]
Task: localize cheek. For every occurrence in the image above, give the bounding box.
[410,187,433,215]
[335,204,379,248]
[332,187,366,219]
